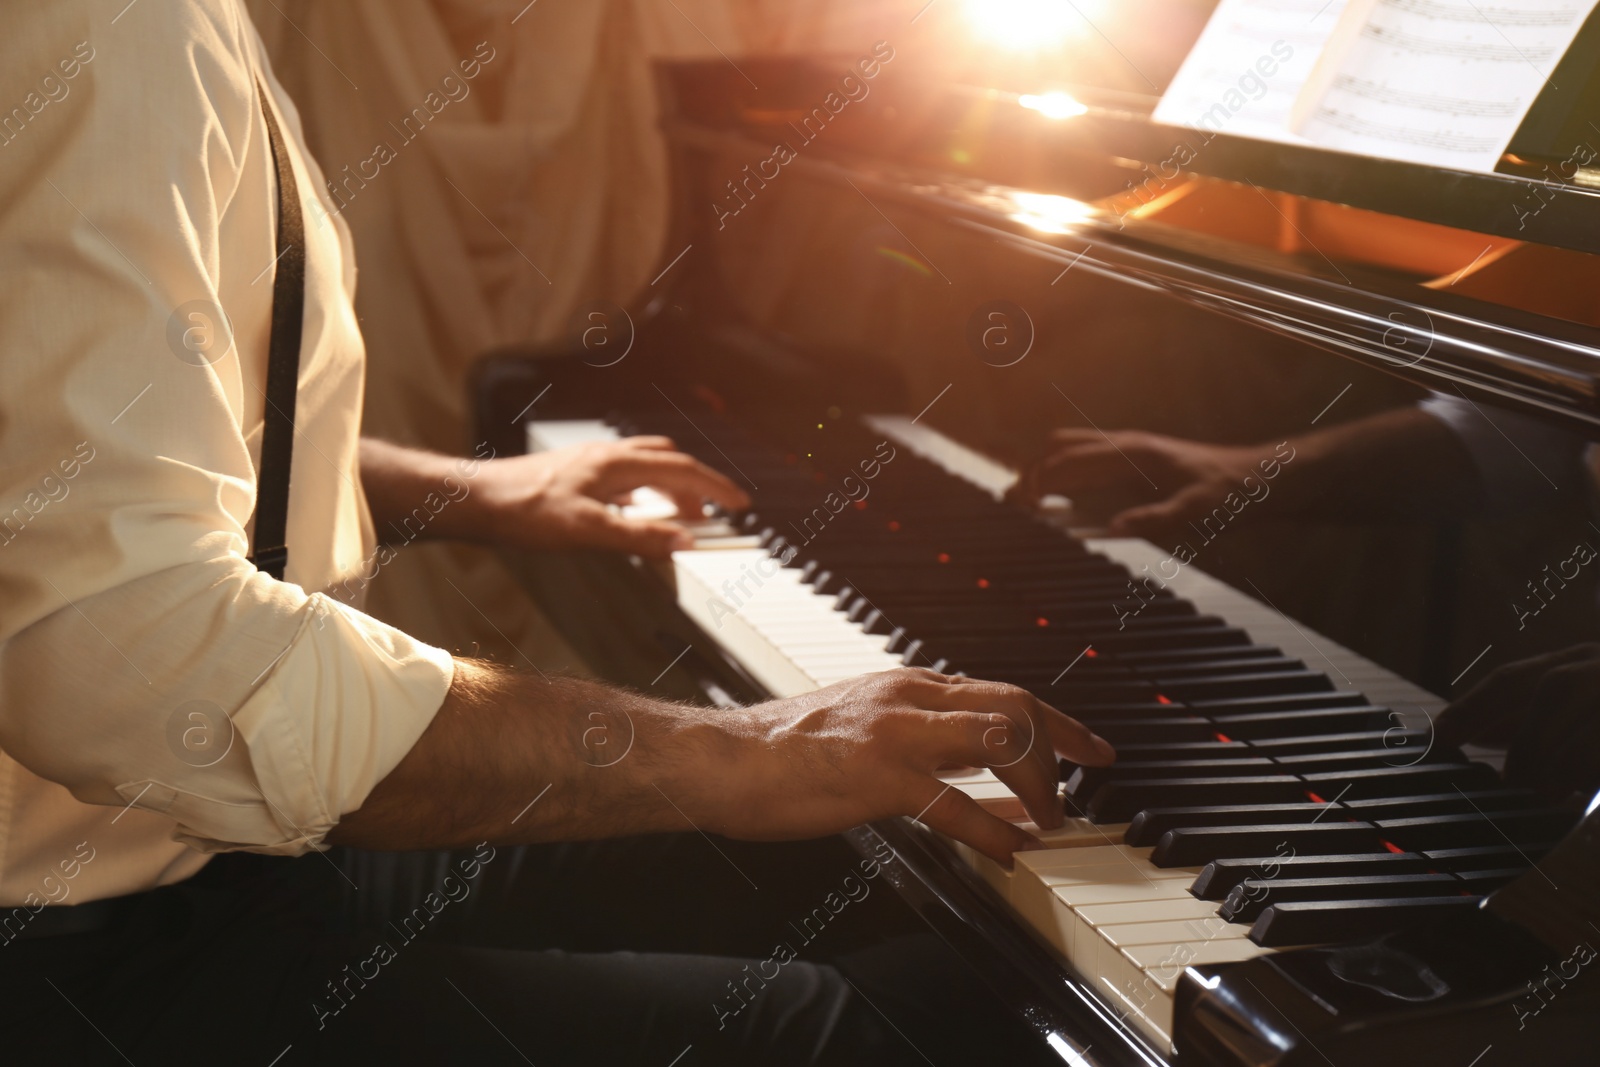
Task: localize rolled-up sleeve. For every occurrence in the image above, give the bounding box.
[0,1,452,859]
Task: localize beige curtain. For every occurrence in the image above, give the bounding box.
[248,0,756,670]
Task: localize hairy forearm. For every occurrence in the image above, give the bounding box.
[358,437,494,546]
[327,660,723,851]
[328,663,1118,864]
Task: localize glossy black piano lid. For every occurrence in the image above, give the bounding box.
[651,7,1600,432]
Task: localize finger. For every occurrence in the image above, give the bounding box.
[618,435,678,452]
[596,451,751,512]
[1434,645,1596,747]
[1506,658,1600,793]
[919,678,1114,767]
[905,693,1066,830]
[1107,483,1216,537]
[1039,703,1118,767]
[666,490,711,522]
[582,505,693,558]
[908,778,1042,867]
[1046,427,1116,446]
[1032,443,1151,496]
[1011,445,1112,503]
[973,712,1065,830]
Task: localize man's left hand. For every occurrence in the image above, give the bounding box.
[465,436,750,557]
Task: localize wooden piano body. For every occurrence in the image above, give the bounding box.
[470,27,1600,1065]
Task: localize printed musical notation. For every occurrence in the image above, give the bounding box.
[1152,0,1348,143]
[1154,0,1597,172]
[1296,0,1593,170]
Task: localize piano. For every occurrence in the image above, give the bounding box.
[469,13,1600,1064]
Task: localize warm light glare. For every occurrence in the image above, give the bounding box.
[1008,192,1095,234]
[1020,91,1088,120]
[963,0,1092,51]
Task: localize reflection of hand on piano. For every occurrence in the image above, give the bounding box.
[1009,427,1278,537]
[466,435,749,557]
[1010,405,1486,536]
[1436,642,1600,797]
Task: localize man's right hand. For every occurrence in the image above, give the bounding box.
[697,668,1117,862]
[332,665,1116,867]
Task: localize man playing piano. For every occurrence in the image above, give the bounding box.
[0,4,1111,1064]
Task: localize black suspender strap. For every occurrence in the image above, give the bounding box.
[250,82,306,582]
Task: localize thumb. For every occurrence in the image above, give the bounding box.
[585,505,695,558]
[1108,483,1214,537]
[1437,644,1600,748]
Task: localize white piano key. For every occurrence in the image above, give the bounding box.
[1014,864,1192,953]
[1074,896,1222,930]
[1016,844,1134,872]
[1020,843,1150,871]
[950,779,1045,820]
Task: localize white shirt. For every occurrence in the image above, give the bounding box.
[0,0,454,908]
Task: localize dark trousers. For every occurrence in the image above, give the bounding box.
[0,833,1056,1065]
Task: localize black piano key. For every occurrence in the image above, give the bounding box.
[1190,851,1437,899]
[1220,873,1460,923]
[1076,718,1217,745]
[1125,802,1328,846]
[1109,740,1252,760]
[1249,896,1484,947]
[1115,644,1286,667]
[1194,692,1375,713]
[1071,702,1199,718]
[1209,706,1394,739]
[1056,626,1256,655]
[1299,762,1502,799]
[1269,748,1456,774]
[991,667,1309,696]
[1158,670,1336,702]
[897,617,1246,660]
[1241,730,1430,755]
[1337,790,1542,820]
[1421,842,1557,865]
[1376,809,1580,851]
[1082,776,1307,823]
[1151,822,1386,868]
[1065,758,1280,803]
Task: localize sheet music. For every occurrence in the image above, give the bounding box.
[1152,0,1349,142]
[1294,0,1594,171]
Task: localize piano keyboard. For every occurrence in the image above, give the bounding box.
[528,411,1569,1055]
